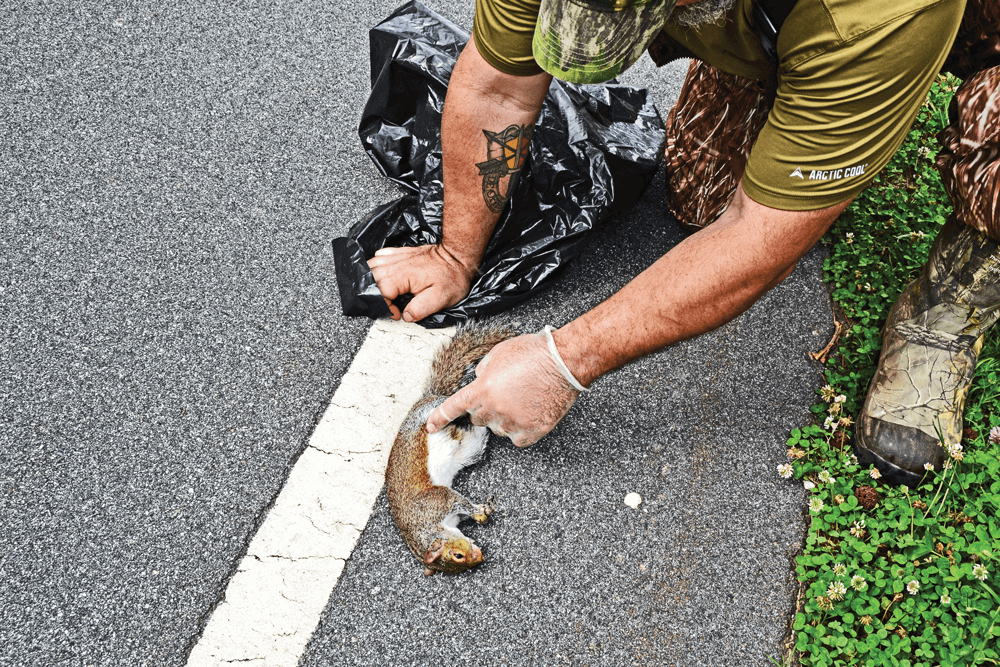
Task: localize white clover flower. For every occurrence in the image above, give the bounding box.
[850,523,865,538]
[865,282,873,292]
[778,463,794,479]
[820,385,837,402]
[973,564,989,581]
[918,146,932,158]
[907,580,920,595]
[827,581,847,601]
[833,563,847,577]
[851,575,867,591]
[824,415,838,432]
[834,394,846,404]
[940,592,951,604]
[845,233,855,245]
[943,459,954,470]
[819,470,834,484]
[990,426,1000,445]
[850,454,859,466]
[810,497,824,513]
[924,462,935,472]
[870,467,882,480]
[949,444,964,462]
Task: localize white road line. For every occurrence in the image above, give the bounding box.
[186,319,454,667]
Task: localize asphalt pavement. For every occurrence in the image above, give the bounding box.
[1,1,832,665]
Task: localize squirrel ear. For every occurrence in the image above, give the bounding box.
[423,567,436,576]
[423,539,444,565]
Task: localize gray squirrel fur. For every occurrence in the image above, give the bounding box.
[384,322,515,575]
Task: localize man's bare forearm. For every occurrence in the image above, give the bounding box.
[553,185,851,386]
[440,37,552,273]
[366,39,551,323]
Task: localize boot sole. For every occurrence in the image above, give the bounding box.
[852,434,924,488]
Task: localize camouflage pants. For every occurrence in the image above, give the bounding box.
[663,0,1000,240]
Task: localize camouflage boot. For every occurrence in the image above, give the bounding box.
[854,218,1000,486]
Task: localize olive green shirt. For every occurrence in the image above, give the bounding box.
[473,0,965,210]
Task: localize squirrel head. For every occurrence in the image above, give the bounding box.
[422,536,484,575]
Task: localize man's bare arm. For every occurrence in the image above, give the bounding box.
[552,184,850,383]
[554,184,851,384]
[427,184,851,443]
[367,37,552,322]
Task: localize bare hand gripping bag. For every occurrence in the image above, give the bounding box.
[332,0,666,327]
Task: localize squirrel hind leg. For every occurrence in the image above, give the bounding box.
[469,502,493,524]
[449,494,496,526]
[443,492,493,526]
[462,495,498,525]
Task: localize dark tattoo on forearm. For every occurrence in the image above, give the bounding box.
[475,123,534,213]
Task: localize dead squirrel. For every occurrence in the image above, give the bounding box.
[385,323,515,576]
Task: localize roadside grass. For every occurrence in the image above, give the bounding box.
[787,74,1000,666]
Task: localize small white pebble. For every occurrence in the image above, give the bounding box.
[624,492,642,509]
[803,481,816,490]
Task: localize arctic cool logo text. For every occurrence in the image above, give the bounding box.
[790,163,869,181]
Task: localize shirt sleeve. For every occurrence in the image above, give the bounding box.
[742,0,965,211]
[473,0,545,76]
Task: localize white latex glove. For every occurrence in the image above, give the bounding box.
[426,327,588,447]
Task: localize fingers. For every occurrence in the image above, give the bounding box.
[475,352,492,376]
[371,246,420,260]
[401,288,445,324]
[367,248,415,283]
[426,387,472,433]
[368,247,418,321]
[384,298,401,320]
[510,431,540,448]
[367,244,471,323]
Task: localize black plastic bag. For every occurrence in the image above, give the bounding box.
[332,0,666,327]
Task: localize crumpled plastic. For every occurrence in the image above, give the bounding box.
[332,0,666,327]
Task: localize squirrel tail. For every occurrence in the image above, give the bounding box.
[426,322,516,397]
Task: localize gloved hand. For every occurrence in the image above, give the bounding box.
[426,327,589,447]
[367,244,475,322]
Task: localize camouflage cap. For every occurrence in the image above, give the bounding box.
[532,0,675,84]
